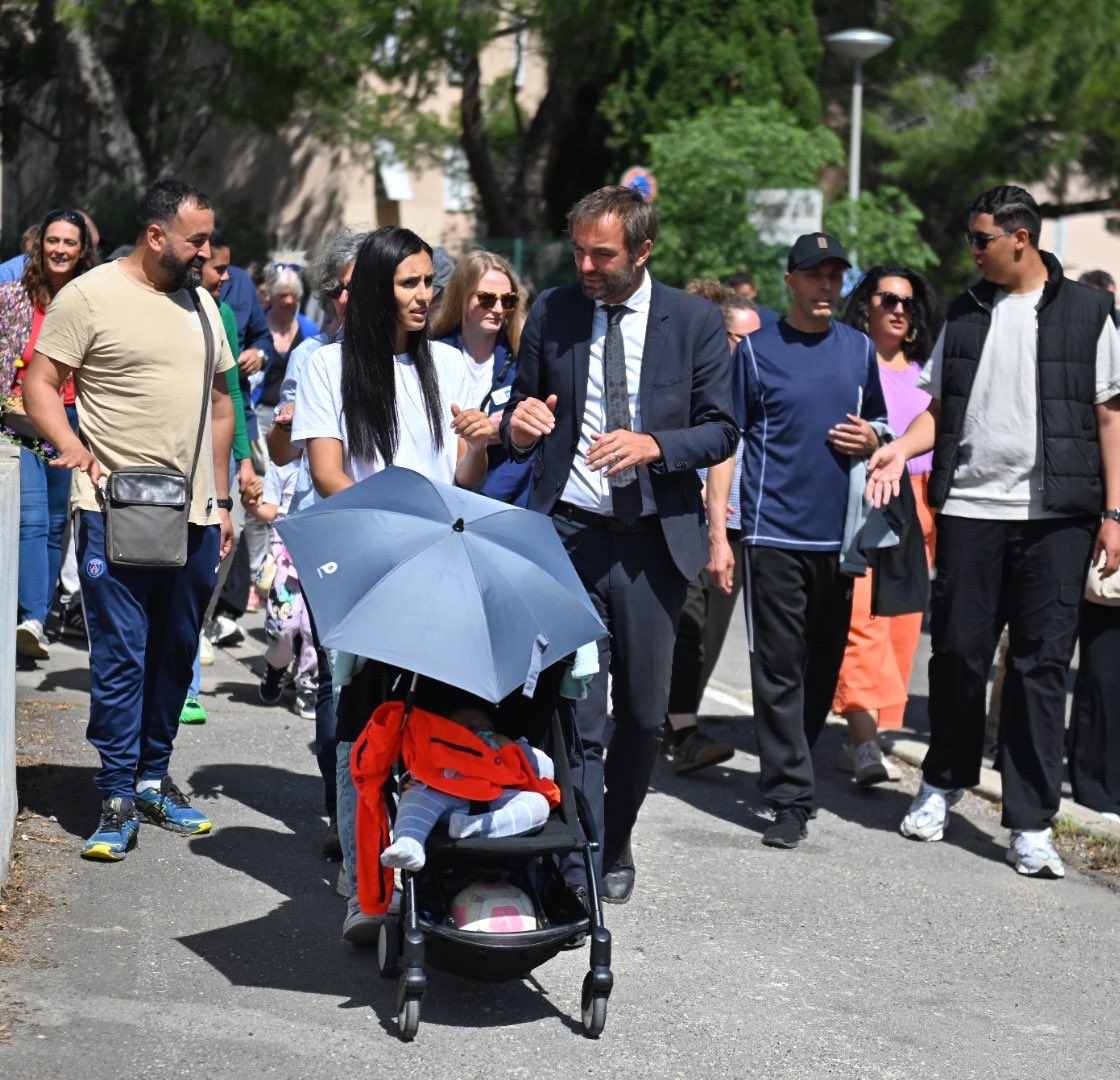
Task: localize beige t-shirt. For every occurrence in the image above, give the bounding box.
[36,261,235,525]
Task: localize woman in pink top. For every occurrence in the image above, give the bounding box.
[833,265,943,785]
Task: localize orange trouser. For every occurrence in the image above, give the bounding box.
[832,472,936,729]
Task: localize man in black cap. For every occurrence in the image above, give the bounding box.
[710,232,887,847]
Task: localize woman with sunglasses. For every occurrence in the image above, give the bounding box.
[831,264,942,784]
[1,208,99,660]
[292,226,491,942]
[428,250,532,504]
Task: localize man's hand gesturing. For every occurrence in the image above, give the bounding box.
[510,394,558,449]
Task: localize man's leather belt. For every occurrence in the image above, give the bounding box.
[553,501,658,534]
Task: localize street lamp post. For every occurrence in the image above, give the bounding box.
[825,28,894,206]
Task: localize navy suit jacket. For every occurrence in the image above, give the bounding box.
[501,276,738,581]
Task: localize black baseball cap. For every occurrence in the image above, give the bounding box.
[787,232,851,272]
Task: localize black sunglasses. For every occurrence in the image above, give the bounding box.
[872,291,914,313]
[43,208,87,233]
[324,282,349,300]
[964,230,1014,251]
[476,290,519,311]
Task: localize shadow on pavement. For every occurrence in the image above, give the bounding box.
[649,713,1008,869]
[17,762,98,840]
[187,761,324,835]
[30,664,91,695]
[815,726,1006,867]
[177,764,592,1035]
[648,715,772,837]
[210,679,271,708]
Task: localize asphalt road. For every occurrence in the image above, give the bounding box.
[3,614,1117,1079]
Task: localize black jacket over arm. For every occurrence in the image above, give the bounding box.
[500,277,738,581]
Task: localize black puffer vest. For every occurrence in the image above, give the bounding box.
[929,252,1112,514]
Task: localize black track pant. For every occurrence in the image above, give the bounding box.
[746,545,853,811]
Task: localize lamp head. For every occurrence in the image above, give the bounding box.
[825,28,894,64]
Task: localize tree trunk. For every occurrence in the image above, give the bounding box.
[510,75,567,237]
[63,24,148,190]
[459,53,514,237]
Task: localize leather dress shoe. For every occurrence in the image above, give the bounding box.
[602,850,635,904]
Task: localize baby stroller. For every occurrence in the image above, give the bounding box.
[352,665,612,1042]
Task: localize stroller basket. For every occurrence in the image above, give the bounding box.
[421,921,583,983]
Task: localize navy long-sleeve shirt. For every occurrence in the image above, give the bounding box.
[734,319,887,551]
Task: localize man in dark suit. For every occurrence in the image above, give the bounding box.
[502,186,738,903]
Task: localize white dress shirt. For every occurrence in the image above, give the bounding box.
[560,271,657,516]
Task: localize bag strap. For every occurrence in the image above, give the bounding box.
[187,288,218,505]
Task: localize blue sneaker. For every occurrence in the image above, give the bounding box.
[81,797,140,861]
[134,776,212,835]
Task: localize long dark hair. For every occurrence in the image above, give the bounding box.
[841,264,942,361]
[341,227,444,464]
[22,208,99,309]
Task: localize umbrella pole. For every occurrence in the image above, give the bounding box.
[400,671,420,729]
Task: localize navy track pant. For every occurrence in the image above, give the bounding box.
[78,510,220,798]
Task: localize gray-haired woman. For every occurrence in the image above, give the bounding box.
[256,265,318,435]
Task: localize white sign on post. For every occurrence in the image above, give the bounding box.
[748,188,823,246]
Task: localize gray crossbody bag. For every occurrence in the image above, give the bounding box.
[101,289,216,569]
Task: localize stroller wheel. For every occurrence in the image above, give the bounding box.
[398,995,421,1040]
[377,916,401,978]
[581,972,608,1038]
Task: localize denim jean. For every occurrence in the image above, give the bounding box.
[18,404,79,625]
[335,740,357,876]
[188,645,201,700]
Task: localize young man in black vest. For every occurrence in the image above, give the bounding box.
[867,185,1120,877]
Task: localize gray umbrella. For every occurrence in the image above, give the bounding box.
[275,466,606,702]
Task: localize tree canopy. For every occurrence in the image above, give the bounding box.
[817,0,1120,282]
[646,103,839,297]
[3,0,1120,288]
[0,0,378,190]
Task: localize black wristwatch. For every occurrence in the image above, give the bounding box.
[1102,509,1120,523]
[216,497,234,511]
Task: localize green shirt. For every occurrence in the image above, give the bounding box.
[220,300,251,461]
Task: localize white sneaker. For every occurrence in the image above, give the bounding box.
[900,781,963,841]
[1099,811,1120,825]
[206,614,243,647]
[15,619,50,660]
[198,630,214,667]
[1006,828,1065,878]
[342,896,381,944]
[295,685,316,721]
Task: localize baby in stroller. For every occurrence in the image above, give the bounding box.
[380,705,556,871]
[348,669,613,1040]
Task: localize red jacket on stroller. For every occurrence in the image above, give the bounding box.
[351,701,562,915]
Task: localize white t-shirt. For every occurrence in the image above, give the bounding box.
[921,289,1120,519]
[460,348,495,409]
[262,459,300,517]
[291,340,473,497]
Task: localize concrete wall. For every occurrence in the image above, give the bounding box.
[0,444,18,888]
